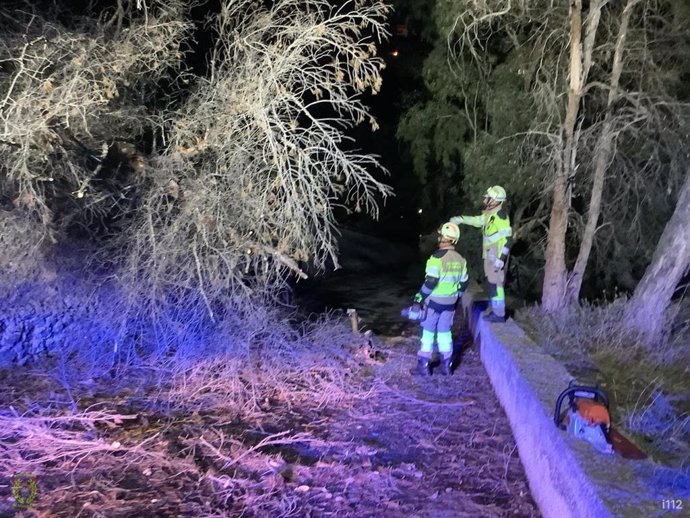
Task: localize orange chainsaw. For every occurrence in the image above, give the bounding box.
[554,381,647,460]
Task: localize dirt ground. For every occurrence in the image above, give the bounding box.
[287,269,541,517]
[1,265,542,517]
[0,320,541,518]
[315,325,542,517]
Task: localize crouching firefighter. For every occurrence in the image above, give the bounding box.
[451,185,513,322]
[410,222,469,376]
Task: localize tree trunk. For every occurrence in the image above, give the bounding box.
[542,0,584,311]
[625,170,690,342]
[542,172,570,311]
[542,0,605,311]
[566,0,640,304]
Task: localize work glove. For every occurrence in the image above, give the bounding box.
[450,216,465,225]
[494,258,505,271]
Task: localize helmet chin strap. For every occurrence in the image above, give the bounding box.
[484,198,501,210]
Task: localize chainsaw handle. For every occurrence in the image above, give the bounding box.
[553,385,610,430]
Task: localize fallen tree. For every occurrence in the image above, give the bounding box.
[0,0,392,364]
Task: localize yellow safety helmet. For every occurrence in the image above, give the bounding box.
[439,222,460,244]
[484,185,507,203]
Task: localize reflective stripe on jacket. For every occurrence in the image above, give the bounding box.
[424,247,469,305]
[461,208,512,259]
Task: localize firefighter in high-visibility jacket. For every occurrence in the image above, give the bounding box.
[451,185,512,322]
[410,222,469,376]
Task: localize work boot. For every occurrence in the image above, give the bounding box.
[410,356,430,376]
[440,357,452,376]
[483,312,505,323]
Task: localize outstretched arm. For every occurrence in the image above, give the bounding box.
[450,214,483,228]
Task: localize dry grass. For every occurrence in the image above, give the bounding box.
[0,312,379,517]
[516,299,690,472]
[0,303,543,517]
[516,297,690,364]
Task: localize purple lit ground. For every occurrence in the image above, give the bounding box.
[322,327,541,517]
[0,319,540,517]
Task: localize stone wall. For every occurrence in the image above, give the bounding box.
[462,287,683,518]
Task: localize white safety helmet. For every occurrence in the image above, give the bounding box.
[439,222,460,244]
[484,185,507,203]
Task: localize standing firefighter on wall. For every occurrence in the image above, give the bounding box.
[451,186,513,323]
[410,222,469,376]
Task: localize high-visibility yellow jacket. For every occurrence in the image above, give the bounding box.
[415,246,469,308]
[452,207,513,260]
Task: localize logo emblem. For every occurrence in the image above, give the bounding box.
[11,472,39,509]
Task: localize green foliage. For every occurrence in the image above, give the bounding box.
[397,100,466,184]
[397,0,690,301]
[396,43,469,189]
[464,56,541,206]
[464,136,532,205]
[395,0,549,293]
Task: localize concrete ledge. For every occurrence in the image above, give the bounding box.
[462,288,675,518]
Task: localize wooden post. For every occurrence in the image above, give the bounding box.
[346,308,360,334]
